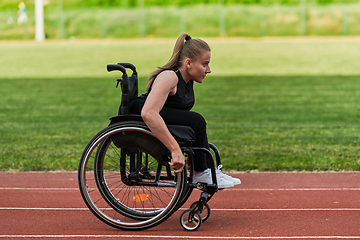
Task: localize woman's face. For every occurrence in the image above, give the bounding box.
[188,50,211,83]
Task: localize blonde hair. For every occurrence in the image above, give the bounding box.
[146,33,211,91]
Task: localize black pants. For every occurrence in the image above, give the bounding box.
[160,107,210,172]
[129,99,211,172]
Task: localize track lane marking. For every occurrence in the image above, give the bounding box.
[1,234,360,239]
[1,187,360,191]
[224,188,360,191]
[0,187,79,191]
[1,207,360,211]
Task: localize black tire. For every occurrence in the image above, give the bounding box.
[190,201,211,222]
[180,209,202,231]
[78,122,187,230]
[173,155,194,211]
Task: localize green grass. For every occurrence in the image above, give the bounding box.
[194,76,360,171]
[1,38,360,171]
[2,39,360,79]
[1,75,360,171]
[0,77,116,171]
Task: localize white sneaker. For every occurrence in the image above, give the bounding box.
[193,168,234,189]
[216,165,241,185]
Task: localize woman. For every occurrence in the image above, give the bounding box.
[129,33,240,188]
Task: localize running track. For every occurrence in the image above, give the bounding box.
[1,171,360,239]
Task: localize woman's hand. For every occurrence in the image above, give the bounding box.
[169,150,185,173]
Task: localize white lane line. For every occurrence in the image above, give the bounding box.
[1,187,360,191]
[224,188,360,191]
[1,207,360,211]
[213,208,360,211]
[0,207,89,211]
[1,235,360,239]
[0,187,78,191]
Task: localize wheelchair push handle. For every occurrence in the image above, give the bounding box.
[107,64,126,74]
[117,62,137,74]
[107,63,137,74]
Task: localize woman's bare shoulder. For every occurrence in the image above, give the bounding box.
[157,69,177,79]
[154,70,178,86]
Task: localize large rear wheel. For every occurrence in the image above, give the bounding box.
[78,122,187,230]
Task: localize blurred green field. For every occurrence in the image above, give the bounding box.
[1,37,360,171]
[2,37,360,78]
[2,3,360,39]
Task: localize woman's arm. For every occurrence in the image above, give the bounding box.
[141,70,185,173]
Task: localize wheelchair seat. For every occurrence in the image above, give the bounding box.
[168,125,195,145]
[109,114,195,146]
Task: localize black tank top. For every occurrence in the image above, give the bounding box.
[160,69,194,111]
[130,68,194,114]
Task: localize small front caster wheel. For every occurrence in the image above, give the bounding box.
[190,201,211,222]
[180,209,202,231]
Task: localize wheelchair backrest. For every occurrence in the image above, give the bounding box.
[107,63,138,115]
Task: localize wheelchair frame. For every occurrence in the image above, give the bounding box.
[78,63,223,231]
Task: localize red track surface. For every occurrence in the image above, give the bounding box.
[1,171,360,239]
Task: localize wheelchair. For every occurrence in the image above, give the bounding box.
[78,63,223,231]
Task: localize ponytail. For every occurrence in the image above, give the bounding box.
[146,33,210,91]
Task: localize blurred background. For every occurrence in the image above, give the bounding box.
[2,0,360,40]
[2,0,360,172]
